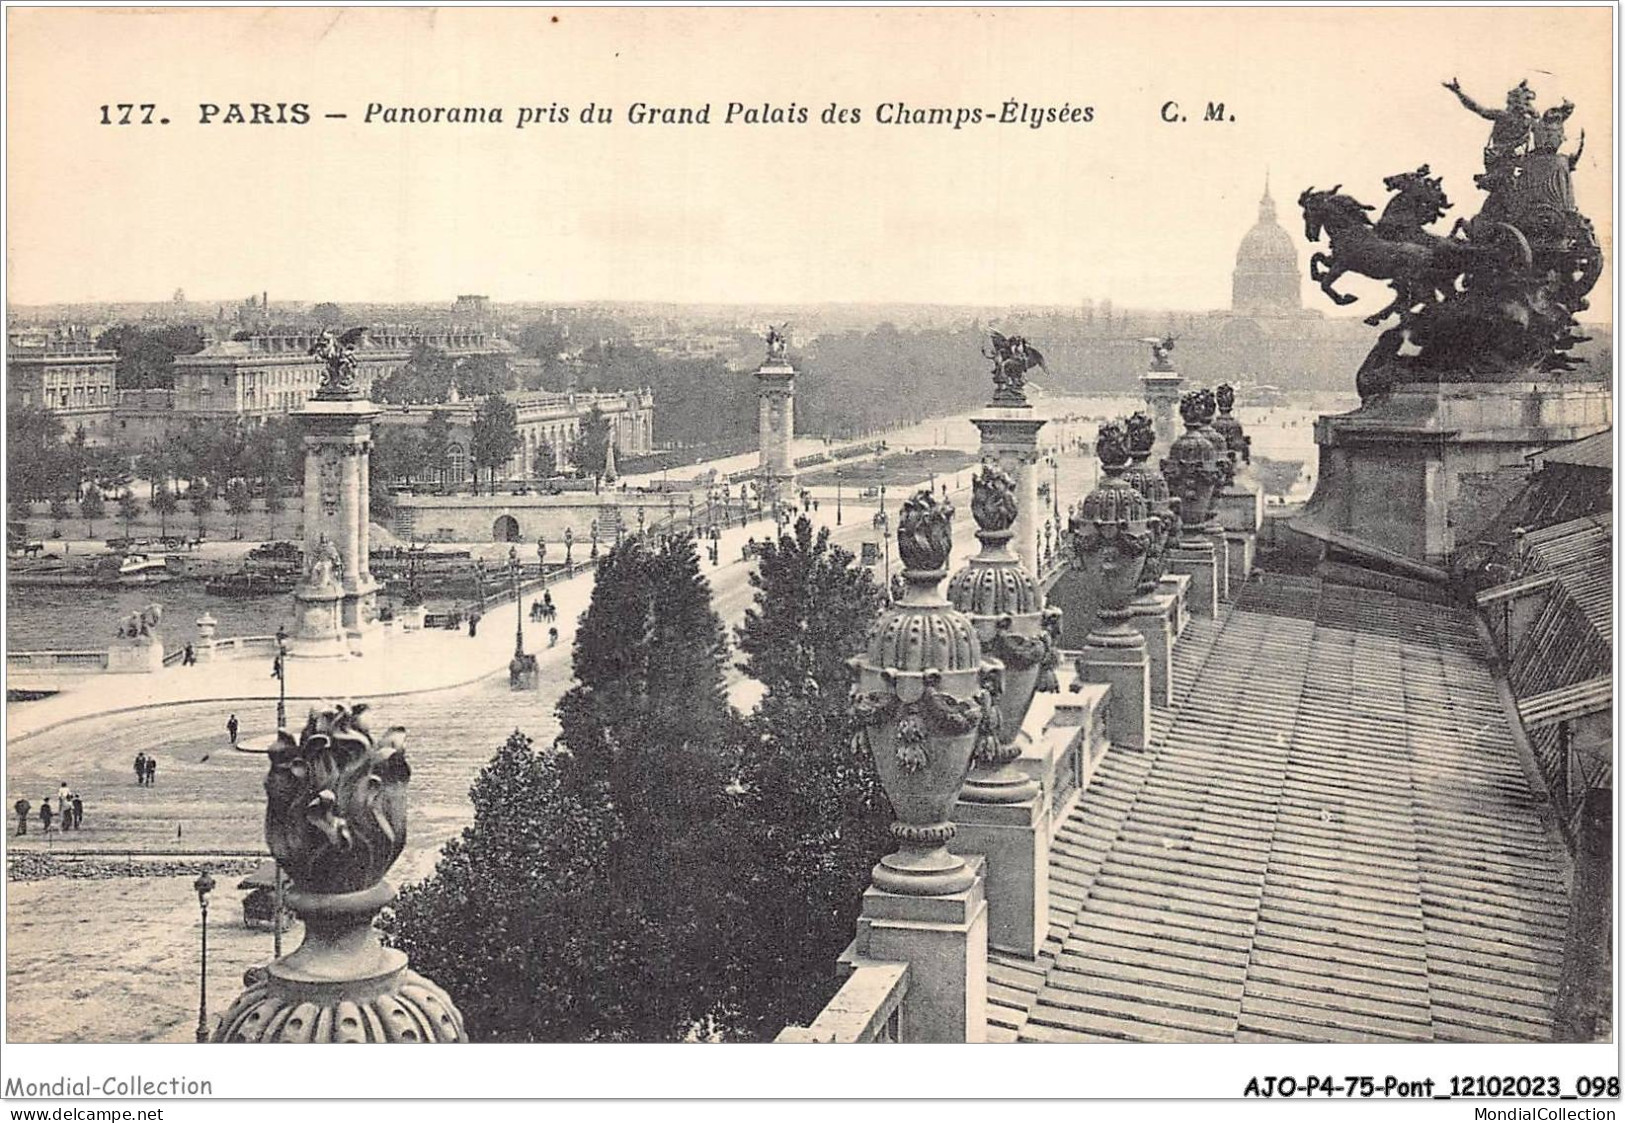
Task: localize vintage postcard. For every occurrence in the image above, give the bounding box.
[2,3,1615,1112]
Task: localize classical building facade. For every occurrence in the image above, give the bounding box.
[170,327,515,421]
[6,335,121,441]
[375,388,655,486]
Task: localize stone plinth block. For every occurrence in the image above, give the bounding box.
[1214,486,1263,534]
[1206,529,1231,602]
[1078,635,1150,751]
[107,640,164,674]
[850,856,987,1043]
[1304,380,1611,566]
[289,586,349,660]
[1166,544,1218,619]
[1158,572,1190,636]
[953,796,1049,959]
[1224,531,1256,591]
[1129,594,1176,708]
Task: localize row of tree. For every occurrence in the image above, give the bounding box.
[382,517,890,1041]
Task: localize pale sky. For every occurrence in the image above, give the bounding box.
[6,6,1614,311]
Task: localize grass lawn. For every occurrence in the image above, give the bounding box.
[799,448,978,489]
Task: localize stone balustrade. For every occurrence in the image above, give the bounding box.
[774,962,911,1043]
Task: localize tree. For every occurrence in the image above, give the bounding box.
[150,484,179,537]
[48,497,71,536]
[6,404,65,501]
[80,488,105,538]
[722,515,891,1037]
[311,302,344,327]
[117,492,141,538]
[454,353,513,399]
[381,732,651,1042]
[571,406,612,478]
[225,479,253,537]
[470,395,520,496]
[374,344,455,405]
[188,489,215,537]
[419,410,453,490]
[552,533,745,1039]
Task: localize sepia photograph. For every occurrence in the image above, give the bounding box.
[1,2,1616,1107]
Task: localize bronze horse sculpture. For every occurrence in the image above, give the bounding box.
[1300,183,1530,326]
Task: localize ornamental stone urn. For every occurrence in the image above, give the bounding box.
[212,704,466,1042]
[1212,384,1251,469]
[1162,392,1223,546]
[945,464,1059,805]
[851,490,996,895]
[1120,412,1179,598]
[1191,387,1236,495]
[1070,423,1155,642]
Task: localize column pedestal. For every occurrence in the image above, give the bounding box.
[1078,632,1150,750]
[755,360,797,509]
[1214,485,1264,534]
[1224,531,1255,591]
[846,857,987,1043]
[289,585,349,659]
[1158,573,1190,636]
[1167,543,1219,619]
[107,640,164,673]
[1129,594,1175,708]
[953,797,1049,960]
[1205,527,1231,602]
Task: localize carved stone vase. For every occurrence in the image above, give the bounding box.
[1191,387,1236,500]
[851,491,995,895]
[1212,383,1251,470]
[1072,423,1153,643]
[213,704,466,1043]
[1162,392,1223,545]
[945,465,1057,805]
[1121,412,1179,597]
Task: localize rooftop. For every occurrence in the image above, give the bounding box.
[991,575,1570,1043]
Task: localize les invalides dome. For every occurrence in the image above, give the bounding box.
[1231,176,1302,315]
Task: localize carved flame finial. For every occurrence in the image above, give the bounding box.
[896,489,955,573]
[970,463,1018,536]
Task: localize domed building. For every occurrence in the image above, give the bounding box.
[1230,175,1302,315]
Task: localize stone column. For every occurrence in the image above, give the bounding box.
[847,490,990,1042]
[754,346,796,509]
[212,704,467,1043]
[972,411,1046,581]
[1071,423,1151,751]
[1193,392,1234,602]
[1142,368,1184,453]
[946,464,1062,958]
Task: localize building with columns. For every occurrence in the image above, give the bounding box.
[170,326,516,421]
[6,334,120,442]
[375,387,655,487]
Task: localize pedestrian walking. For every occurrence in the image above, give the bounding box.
[39,801,53,834]
[71,794,83,830]
[469,612,480,639]
[227,713,239,745]
[14,798,29,835]
[182,643,196,666]
[144,756,157,786]
[548,625,559,648]
[57,781,70,820]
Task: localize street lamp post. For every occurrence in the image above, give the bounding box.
[836,469,843,526]
[193,869,215,1042]
[510,546,524,654]
[590,519,600,559]
[687,494,695,529]
[637,506,646,536]
[563,527,573,566]
[270,625,288,958]
[536,536,547,577]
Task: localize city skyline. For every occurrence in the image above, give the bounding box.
[7,8,1613,313]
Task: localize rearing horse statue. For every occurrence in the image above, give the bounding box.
[1300,184,1530,326]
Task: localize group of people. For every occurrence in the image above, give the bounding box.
[133,750,158,786]
[528,591,557,623]
[13,782,85,835]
